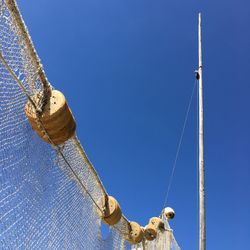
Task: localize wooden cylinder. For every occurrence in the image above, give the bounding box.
[97,196,122,225]
[25,90,76,145]
[149,217,165,230]
[126,221,143,244]
[144,223,157,241]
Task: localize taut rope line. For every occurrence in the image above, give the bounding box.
[0,51,104,214]
[163,79,197,208]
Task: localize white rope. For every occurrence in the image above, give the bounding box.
[163,79,197,208]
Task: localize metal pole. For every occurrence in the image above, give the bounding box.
[198,13,206,250]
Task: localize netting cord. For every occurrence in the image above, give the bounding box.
[73,136,107,195]
[5,0,51,112]
[0,51,104,214]
[4,0,108,210]
[2,0,137,240]
[163,79,197,208]
[0,50,131,238]
[0,52,37,109]
[72,138,132,236]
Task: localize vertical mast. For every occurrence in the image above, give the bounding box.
[198,13,206,250]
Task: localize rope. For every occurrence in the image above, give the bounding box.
[72,136,107,195]
[0,52,38,110]
[5,0,50,91]
[0,51,104,214]
[163,79,197,208]
[0,51,133,240]
[6,0,51,112]
[1,1,180,245]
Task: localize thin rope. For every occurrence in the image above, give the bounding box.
[0,52,38,110]
[163,79,197,208]
[73,136,107,195]
[0,51,136,242]
[6,0,50,91]
[0,51,104,214]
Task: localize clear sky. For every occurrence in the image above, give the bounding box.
[18,0,249,249]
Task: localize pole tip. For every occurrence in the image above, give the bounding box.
[198,12,202,23]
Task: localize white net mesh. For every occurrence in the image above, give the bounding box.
[132,218,180,250]
[0,0,180,249]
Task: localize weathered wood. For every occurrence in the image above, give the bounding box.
[198,13,206,250]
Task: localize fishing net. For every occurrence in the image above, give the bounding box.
[0,0,180,249]
[132,217,180,250]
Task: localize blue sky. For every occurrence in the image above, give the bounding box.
[18,0,250,249]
